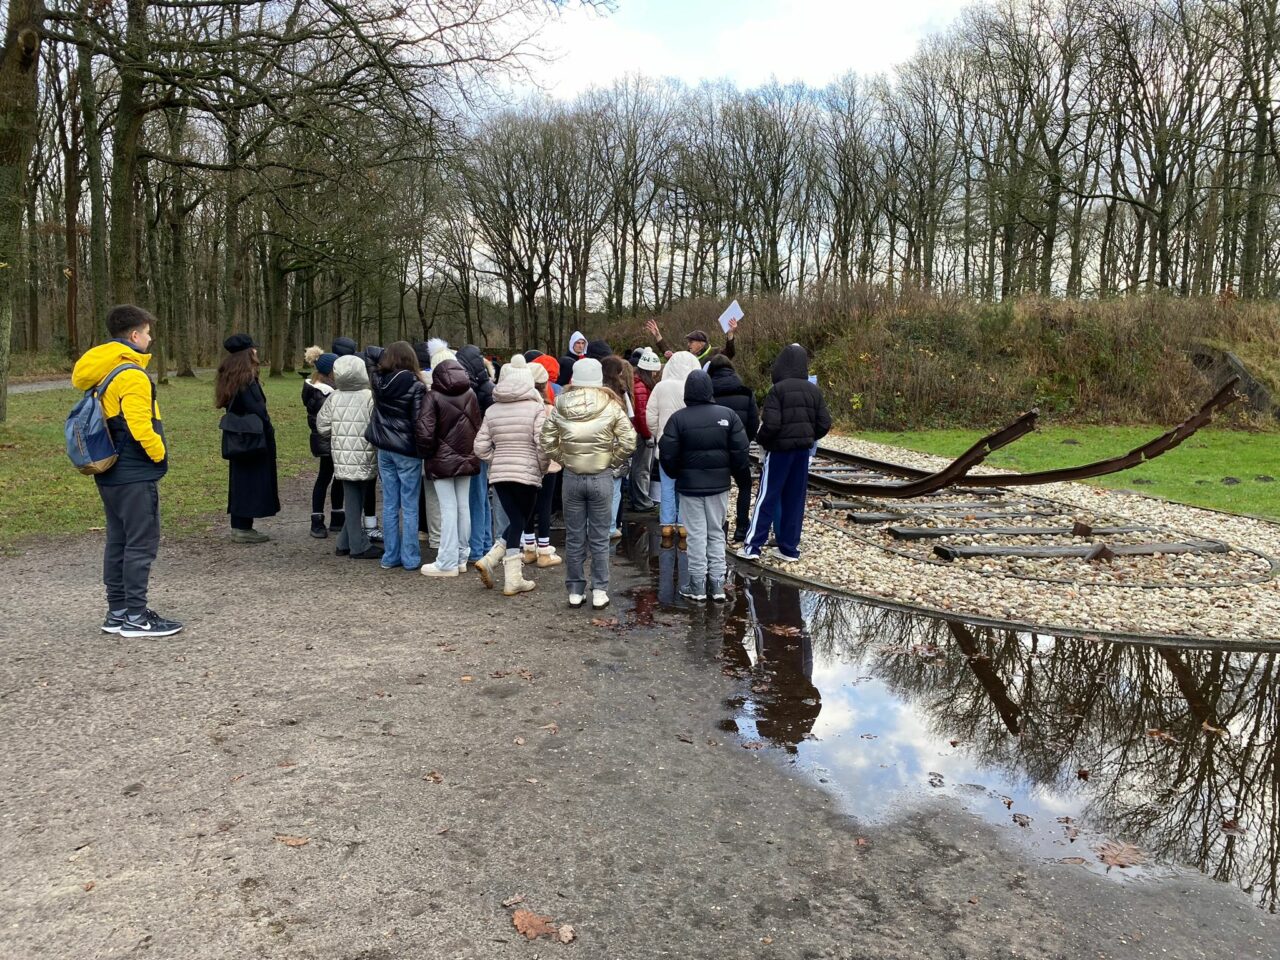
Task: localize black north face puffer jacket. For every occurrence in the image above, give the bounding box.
[657,371,750,496]
[755,344,832,452]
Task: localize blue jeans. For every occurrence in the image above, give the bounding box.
[562,470,614,594]
[659,464,679,525]
[378,450,422,569]
[467,461,492,560]
[433,475,471,571]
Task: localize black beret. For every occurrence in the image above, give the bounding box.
[224,333,256,353]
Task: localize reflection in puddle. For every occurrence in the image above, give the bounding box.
[617,522,1280,912]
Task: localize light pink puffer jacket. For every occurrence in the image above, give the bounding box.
[474,369,549,486]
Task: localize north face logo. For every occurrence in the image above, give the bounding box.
[717,419,730,427]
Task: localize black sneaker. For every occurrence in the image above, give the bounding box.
[310,514,328,539]
[351,546,383,560]
[335,546,350,556]
[119,611,184,639]
[101,612,127,634]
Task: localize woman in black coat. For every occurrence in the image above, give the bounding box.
[707,354,758,543]
[216,334,280,543]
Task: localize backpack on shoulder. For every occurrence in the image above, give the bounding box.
[65,363,145,475]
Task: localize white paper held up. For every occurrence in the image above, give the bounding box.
[717,300,744,333]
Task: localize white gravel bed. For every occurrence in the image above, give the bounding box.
[752,436,1280,644]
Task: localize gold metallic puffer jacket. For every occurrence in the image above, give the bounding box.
[540,386,637,474]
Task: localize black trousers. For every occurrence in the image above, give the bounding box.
[311,455,341,515]
[494,481,538,549]
[523,474,557,541]
[731,467,753,536]
[98,480,160,616]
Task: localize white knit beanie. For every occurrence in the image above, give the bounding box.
[571,357,604,388]
[638,347,662,372]
[498,353,533,388]
[427,337,455,367]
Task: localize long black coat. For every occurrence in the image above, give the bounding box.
[226,381,280,519]
[756,345,832,453]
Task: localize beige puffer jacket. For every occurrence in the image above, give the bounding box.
[645,350,701,439]
[474,371,549,487]
[316,355,377,481]
[541,385,638,475]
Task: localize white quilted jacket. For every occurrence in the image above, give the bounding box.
[316,355,377,481]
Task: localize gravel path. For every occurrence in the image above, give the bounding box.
[6,368,214,394]
[2,500,1276,958]
[761,437,1280,644]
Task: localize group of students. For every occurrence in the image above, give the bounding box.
[72,304,832,638]
[299,322,832,608]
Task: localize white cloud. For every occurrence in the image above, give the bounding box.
[523,0,973,99]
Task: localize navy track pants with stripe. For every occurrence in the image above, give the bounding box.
[743,447,810,557]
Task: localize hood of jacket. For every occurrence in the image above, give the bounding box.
[493,372,542,405]
[567,330,588,357]
[456,345,491,387]
[771,344,810,383]
[376,368,418,401]
[72,340,153,389]
[708,362,750,397]
[532,353,560,385]
[557,385,615,422]
[430,358,471,396]
[662,351,701,384]
[333,354,370,391]
[683,370,715,405]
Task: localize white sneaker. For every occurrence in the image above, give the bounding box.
[770,548,800,563]
[420,562,458,577]
[591,589,610,610]
[736,546,761,561]
[569,593,585,608]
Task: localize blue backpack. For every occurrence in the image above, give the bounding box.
[65,363,145,475]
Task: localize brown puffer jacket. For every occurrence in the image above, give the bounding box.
[474,369,549,486]
[414,359,481,479]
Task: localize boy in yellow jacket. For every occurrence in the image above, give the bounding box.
[71,306,182,638]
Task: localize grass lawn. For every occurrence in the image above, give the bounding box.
[0,374,316,546]
[855,425,1280,520]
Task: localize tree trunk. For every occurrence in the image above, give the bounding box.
[108,0,148,304]
[76,9,107,331]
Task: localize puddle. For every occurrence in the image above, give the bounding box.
[616,521,1280,912]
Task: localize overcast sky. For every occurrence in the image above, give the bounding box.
[520,0,974,98]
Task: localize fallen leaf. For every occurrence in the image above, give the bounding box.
[83,881,95,892]
[948,739,964,747]
[967,896,980,905]
[435,826,449,835]
[460,676,474,683]
[540,722,560,735]
[1058,856,1087,865]
[1012,813,1032,828]
[512,909,557,941]
[1145,728,1179,743]
[423,770,443,783]
[276,760,296,768]
[855,836,870,847]
[767,624,801,637]
[1221,819,1245,837]
[1076,769,1090,781]
[274,835,309,847]
[501,893,526,908]
[741,740,765,750]
[761,935,774,945]
[558,924,576,944]
[928,772,945,788]
[1096,840,1145,868]
[590,617,619,628]
[676,734,694,744]
[1001,796,1014,809]
[513,736,526,746]
[1202,719,1228,736]
[525,777,539,784]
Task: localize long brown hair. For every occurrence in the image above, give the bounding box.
[215,349,260,409]
[601,356,634,409]
[378,340,420,376]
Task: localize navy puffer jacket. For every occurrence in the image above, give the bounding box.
[367,369,425,457]
[657,371,750,496]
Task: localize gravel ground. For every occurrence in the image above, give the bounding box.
[757,437,1280,644]
[3,499,1279,958]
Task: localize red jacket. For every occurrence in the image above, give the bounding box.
[632,378,651,439]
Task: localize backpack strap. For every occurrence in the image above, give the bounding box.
[95,363,149,414]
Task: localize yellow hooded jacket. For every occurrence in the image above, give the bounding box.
[71,341,167,484]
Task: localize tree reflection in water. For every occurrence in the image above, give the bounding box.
[723,573,1280,913]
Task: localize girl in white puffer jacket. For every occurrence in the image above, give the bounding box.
[316,355,381,559]
[644,350,701,543]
